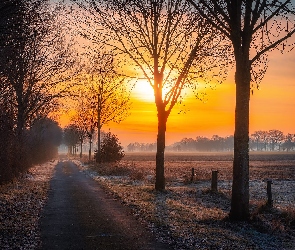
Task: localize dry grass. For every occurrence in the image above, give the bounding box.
[83,152,295,249]
[0,160,57,249]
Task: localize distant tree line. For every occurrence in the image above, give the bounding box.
[62,125,124,163]
[169,135,234,152]
[127,142,157,152]
[127,130,295,152]
[250,130,295,152]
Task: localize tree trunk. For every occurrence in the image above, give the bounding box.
[89,136,92,162]
[16,102,25,138]
[155,107,168,191]
[229,59,251,221]
[96,93,102,163]
[80,140,83,158]
[256,140,259,151]
[96,125,102,163]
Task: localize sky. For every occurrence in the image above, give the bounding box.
[56,2,295,148]
[100,47,295,147]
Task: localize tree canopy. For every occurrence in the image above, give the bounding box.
[72,0,231,190]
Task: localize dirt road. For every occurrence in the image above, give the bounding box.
[40,161,171,250]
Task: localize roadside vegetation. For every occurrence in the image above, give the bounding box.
[82,152,295,249]
[0,117,62,184]
[0,1,69,184]
[0,161,57,249]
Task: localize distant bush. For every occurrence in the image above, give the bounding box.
[96,131,124,163]
[28,118,62,164]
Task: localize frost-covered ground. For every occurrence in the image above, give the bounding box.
[1,152,294,250]
[0,160,57,249]
[80,152,295,250]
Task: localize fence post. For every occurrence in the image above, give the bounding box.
[211,170,218,192]
[190,168,195,182]
[267,180,273,207]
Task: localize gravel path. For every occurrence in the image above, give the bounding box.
[39,161,172,250]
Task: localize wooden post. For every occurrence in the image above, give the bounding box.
[267,180,273,207]
[211,170,218,192]
[190,168,195,182]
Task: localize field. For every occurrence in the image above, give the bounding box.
[122,152,295,208]
[1,153,294,249]
[83,152,295,249]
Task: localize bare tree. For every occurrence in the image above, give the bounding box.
[0,0,20,120]
[63,124,80,155]
[251,130,266,151]
[72,0,230,190]
[74,52,132,162]
[267,129,284,150]
[187,0,295,220]
[71,96,95,160]
[282,133,295,151]
[0,0,75,138]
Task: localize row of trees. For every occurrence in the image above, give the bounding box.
[68,52,132,162]
[170,136,234,152]
[62,126,124,163]
[170,130,295,152]
[251,130,295,151]
[127,130,295,152]
[0,0,72,182]
[127,142,157,152]
[0,0,131,181]
[0,116,62,183]
[0,0,74,136]
[71,0,295,220]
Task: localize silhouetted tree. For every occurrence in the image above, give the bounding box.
[268,129,284,151]
[0,0,75,138]
[71,97,91,158]
[188,0,295,220]
[282,133,295,151]
[63,125,80,155]
[251,130,266,151]
[73,0,230,190]
[73,52,131,162]
[28,118,62,163]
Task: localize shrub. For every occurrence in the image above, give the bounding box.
[96,131,124,163]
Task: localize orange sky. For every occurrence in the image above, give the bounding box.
[52,3,295,148]
[99,48,295,147]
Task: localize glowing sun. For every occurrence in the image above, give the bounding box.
[134,79,155,102]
